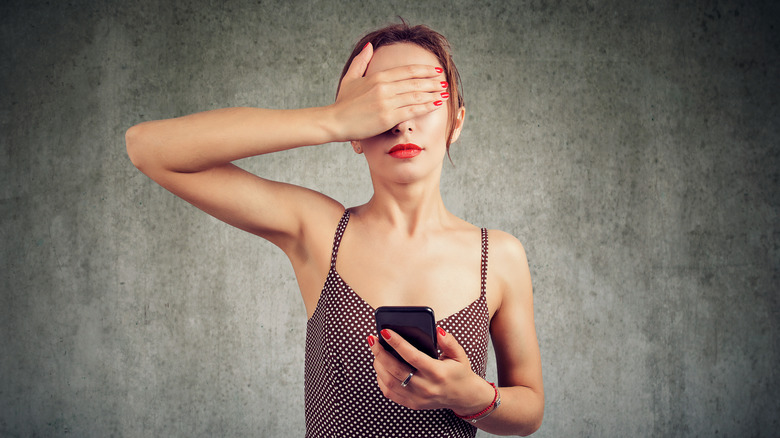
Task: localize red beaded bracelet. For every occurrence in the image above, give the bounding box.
[454,381,501,423]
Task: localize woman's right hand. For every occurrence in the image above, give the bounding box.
[330,43,449,142]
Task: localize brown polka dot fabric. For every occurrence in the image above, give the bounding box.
[305,210,490,437]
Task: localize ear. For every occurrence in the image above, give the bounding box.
[350,140,363,154]
[449,107,466,144]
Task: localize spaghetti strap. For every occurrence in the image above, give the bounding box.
[330,210,351,269]
[480,228,488,297]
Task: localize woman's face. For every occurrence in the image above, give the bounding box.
[354,43,463,185]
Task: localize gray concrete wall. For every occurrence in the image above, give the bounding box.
[1,0,778,436]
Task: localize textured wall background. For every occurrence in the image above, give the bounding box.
[1,0,778,436]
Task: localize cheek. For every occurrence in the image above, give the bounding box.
[358,136,386,152]
[417,110,450,142]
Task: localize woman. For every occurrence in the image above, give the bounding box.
[126,22,543,437]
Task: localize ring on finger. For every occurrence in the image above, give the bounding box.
[401,371,414,387]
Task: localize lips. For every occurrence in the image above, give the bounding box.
[388,143,422,159]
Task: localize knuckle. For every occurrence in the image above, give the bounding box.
[408,350,424,365]
[375,82,389,96]
[404,106,422,119]
[383,380,397,394]
[429,370,447,385]
[373,70,388,83]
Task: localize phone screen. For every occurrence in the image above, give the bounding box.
[375,306,438,368]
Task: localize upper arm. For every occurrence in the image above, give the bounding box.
[147,162,343,251]
[489,231,544,396]
[126,121,344,257]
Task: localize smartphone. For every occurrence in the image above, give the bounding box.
[374,306,438,369]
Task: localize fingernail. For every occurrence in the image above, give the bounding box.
[433,100,443,106]
[381,329,391,340]
[435,67,443,73]
[441,92,450,99]
[437,327,446,337]
[367,336,375,347]
[441,81,449,88]
[363,42,370,50]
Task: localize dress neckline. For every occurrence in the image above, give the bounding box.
[331,269,485,325]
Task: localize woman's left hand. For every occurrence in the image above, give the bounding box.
[367,327,495,414]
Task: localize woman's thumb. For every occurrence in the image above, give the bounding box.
[437,327,469,363]
[343,42,372,80]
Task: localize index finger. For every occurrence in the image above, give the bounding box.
[372,64,444,83]
[381,329,438,371]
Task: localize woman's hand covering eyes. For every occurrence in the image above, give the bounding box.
[330,43,449,142]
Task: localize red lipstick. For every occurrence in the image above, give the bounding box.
[388,143,422,159]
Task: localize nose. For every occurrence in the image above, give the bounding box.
[391,119,414,134]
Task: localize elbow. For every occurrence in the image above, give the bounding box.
[519,415,543,437]
[518,397,544,436]
[512,416,543,437]
[125,123,151,173]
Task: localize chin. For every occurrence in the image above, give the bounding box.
[392,164,442,185]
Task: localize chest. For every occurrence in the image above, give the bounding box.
[334,228,485,321]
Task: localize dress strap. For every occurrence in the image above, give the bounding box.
[330,210,351,269]
[480,228,489,297]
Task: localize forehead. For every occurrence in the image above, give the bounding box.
[365,42,442,75]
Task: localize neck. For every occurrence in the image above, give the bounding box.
[360,174,449,236]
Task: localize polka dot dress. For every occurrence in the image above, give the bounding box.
[304,211,490,437]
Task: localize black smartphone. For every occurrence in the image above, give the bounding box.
[374,306,438,369]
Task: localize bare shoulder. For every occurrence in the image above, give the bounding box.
[488,229,529,274]
[486,229,533,311]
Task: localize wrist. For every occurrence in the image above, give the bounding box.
[317,104,348,143]
[454,381,501,423]
[452,377,496,417]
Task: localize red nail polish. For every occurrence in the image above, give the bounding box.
[381,329,391,340]
[363,42,370,50]
[441,92,450,99]
[438,327,446,337]
[435,67,443,73]
[367,336,375,347]
[441,81,448,88]
[433,100,443,106]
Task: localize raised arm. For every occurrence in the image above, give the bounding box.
[125,43,448,257]
[125,106,344,252]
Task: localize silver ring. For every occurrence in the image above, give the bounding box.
[401,371,414,387]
